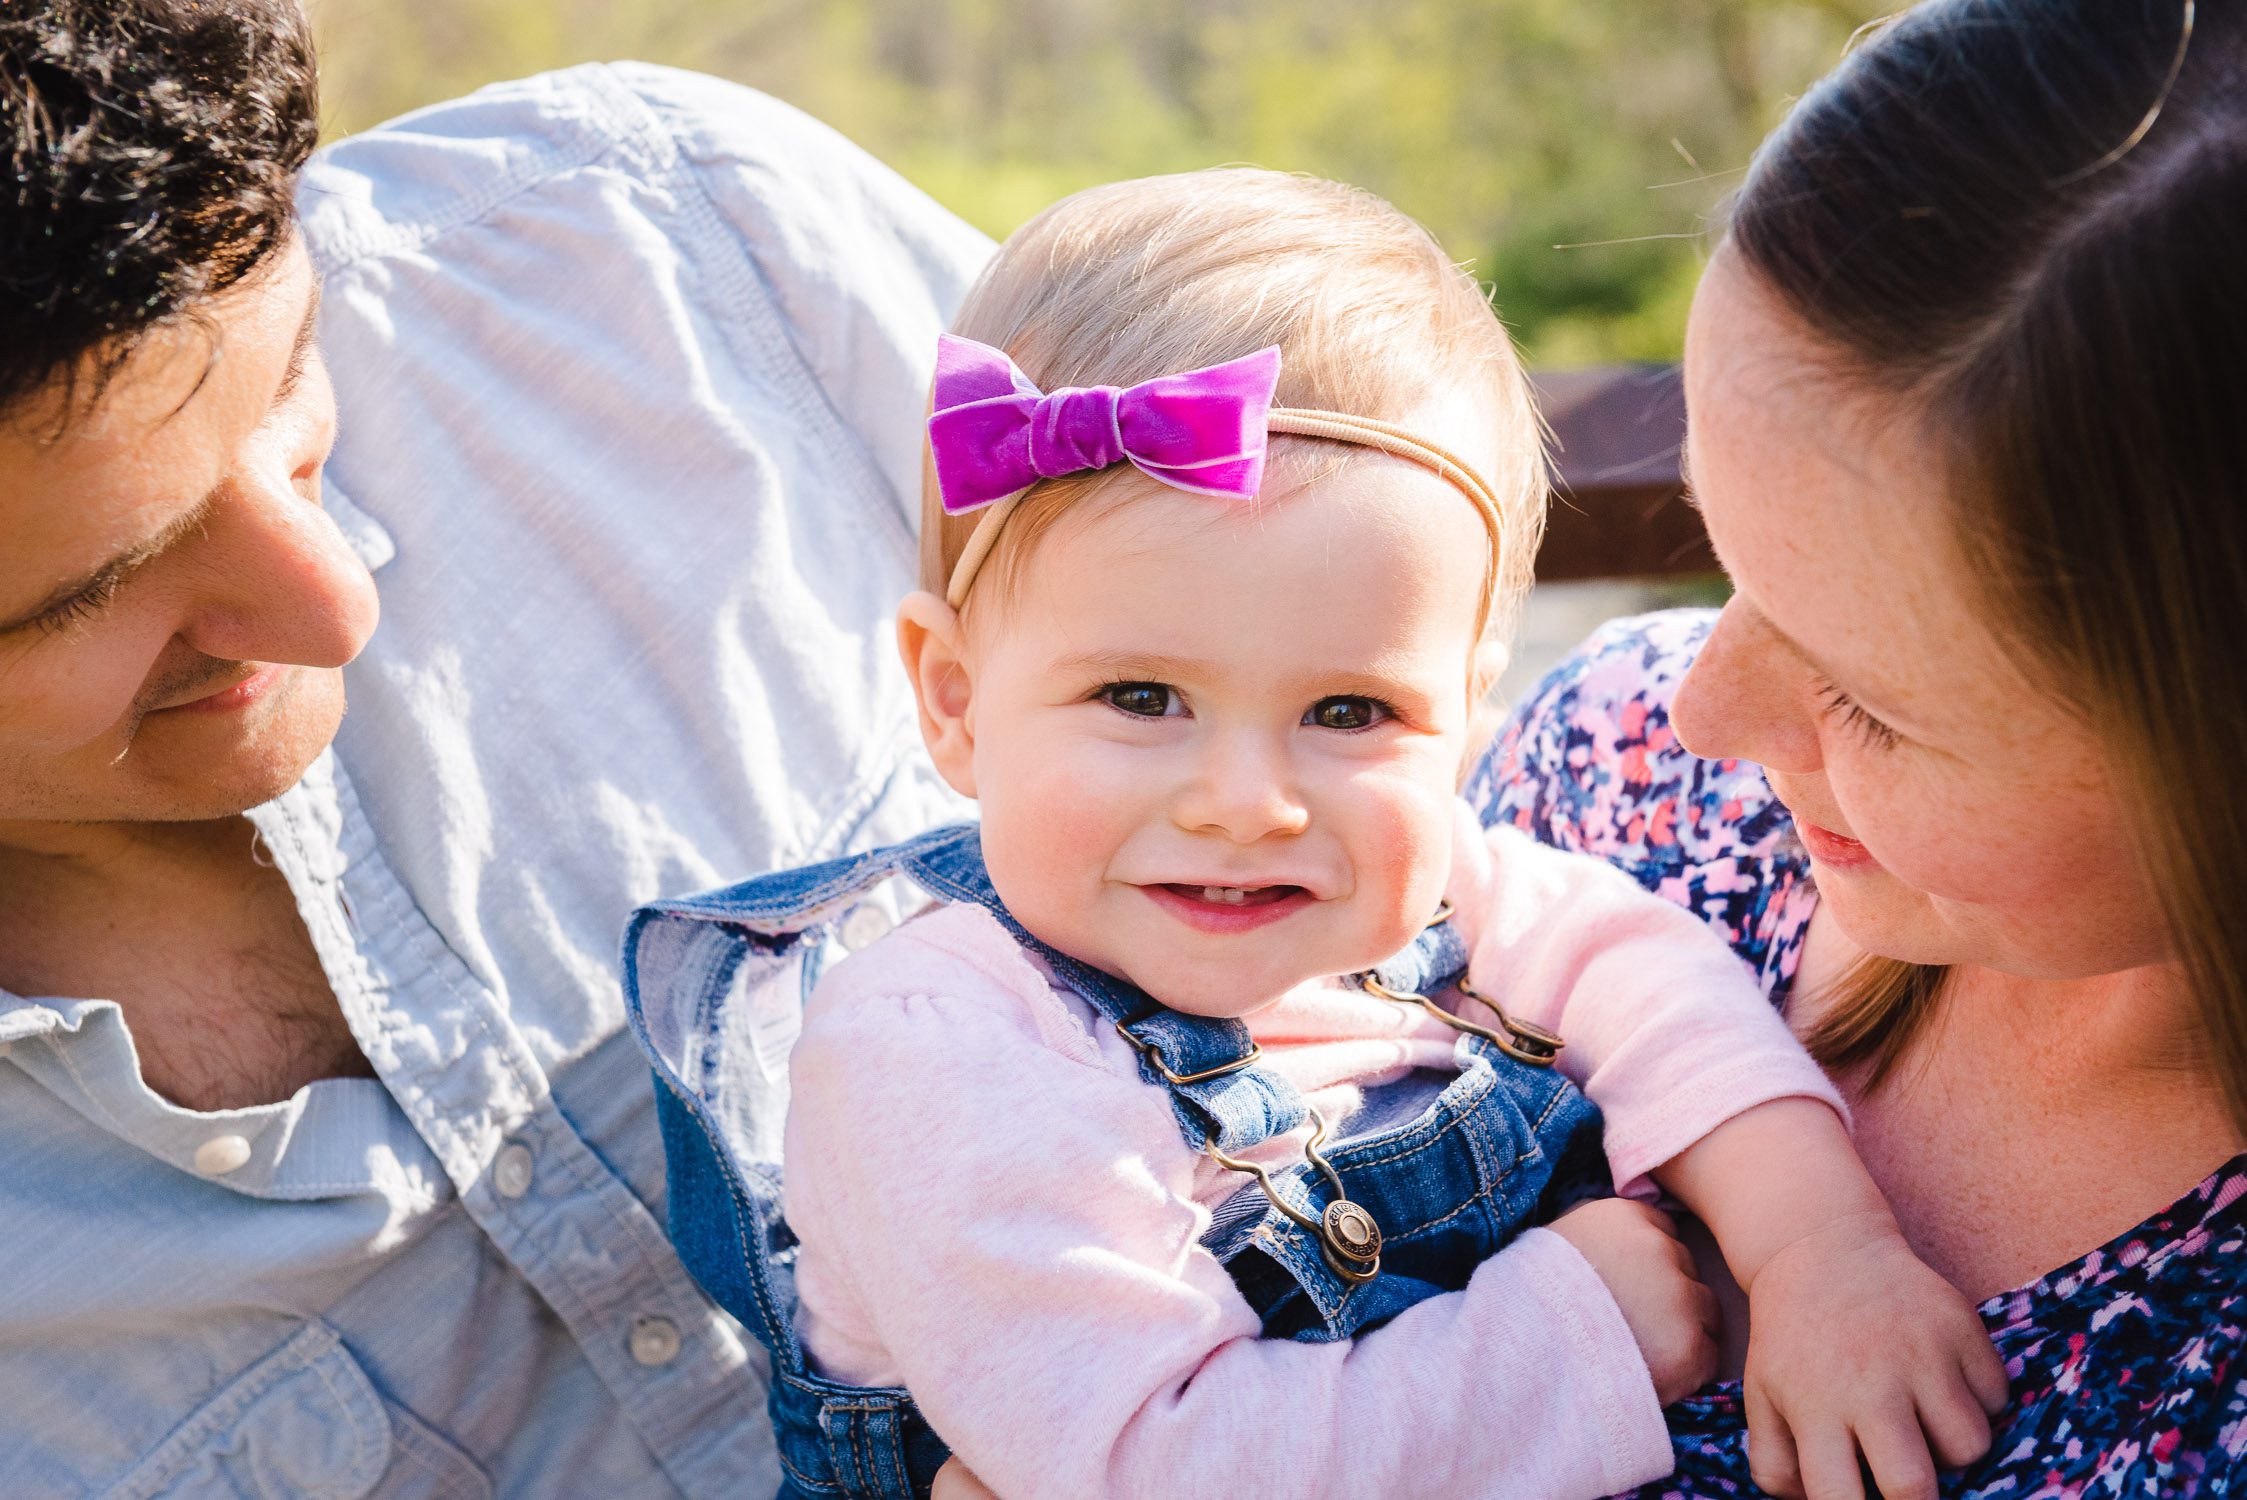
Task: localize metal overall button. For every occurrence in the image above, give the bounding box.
[1207,1106,1382,1285]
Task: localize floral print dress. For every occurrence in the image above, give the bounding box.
[1468,610,2247,1499]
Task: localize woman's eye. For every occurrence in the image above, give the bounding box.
[1101,682,1180,718]
[1305,696,1390,731]
[1811,676,1901,752]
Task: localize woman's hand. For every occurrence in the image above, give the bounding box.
[932,1456,1000,1500]
[1549,1197,1722,1404]
[1740,1213,2008,1500]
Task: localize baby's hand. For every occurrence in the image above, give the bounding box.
[1550,1198,1720,1404]
[1741,1212,2008,1500]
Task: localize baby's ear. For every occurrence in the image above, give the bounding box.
[897,591,978,798]
[1470,638,1511,704]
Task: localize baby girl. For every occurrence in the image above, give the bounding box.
[625,169,2004,1500]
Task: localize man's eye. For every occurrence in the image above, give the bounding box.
[1306,696,1390,731]
[1101,682,1180,718]
[21,574,123,639]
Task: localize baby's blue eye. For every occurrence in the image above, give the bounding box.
[1306,696,1389,731]
[1102,682,1179,718]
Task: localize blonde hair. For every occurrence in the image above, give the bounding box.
[921,169,1545,654]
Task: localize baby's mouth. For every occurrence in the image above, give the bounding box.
[1160,883,1304,908]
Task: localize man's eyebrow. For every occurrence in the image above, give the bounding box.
[273,278,323,407]
[0,282,322,636]
[0,492,217,633]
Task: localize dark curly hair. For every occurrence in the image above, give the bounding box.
[0,0,319,424]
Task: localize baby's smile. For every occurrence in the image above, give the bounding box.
[1140,880,1315,932]
[925,453,1501,1020]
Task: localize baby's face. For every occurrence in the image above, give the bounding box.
[957,459,1492,1017]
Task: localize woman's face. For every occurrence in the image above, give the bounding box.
[1672,249,2171,980]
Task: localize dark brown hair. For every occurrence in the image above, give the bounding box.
[1,0,319,424]
[1725,0,2247,1111]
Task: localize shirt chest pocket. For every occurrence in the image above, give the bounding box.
[99,1322,492,1500]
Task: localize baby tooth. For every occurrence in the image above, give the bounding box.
[1201,886,1247,905]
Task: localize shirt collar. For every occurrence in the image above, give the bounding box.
[324,477,396,574]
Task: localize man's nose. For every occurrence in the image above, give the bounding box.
[1670,598,1822,776]
[175,464,379,670]
[1172,729,1311,844]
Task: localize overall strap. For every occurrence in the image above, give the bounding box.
[1356,910,1473,998]
[900,831,1308,1156]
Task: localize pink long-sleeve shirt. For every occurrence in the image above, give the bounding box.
[782,803,1842,1499]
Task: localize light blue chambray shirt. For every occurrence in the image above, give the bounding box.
[0,64,989,1499]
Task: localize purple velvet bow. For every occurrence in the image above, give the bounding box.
[927,334,1282,513]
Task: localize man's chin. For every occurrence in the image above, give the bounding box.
[143,671,346,820]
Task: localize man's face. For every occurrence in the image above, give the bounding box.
[0,240,378,828]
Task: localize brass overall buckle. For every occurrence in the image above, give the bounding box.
[1372,898,1565,1065]
[1114,1019,1264,1085]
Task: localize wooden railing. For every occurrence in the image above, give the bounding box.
[1529,364,1710,581]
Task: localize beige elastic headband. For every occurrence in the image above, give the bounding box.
[944,407,1508,610]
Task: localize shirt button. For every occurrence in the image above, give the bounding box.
[629,1315,683,1368]
[494,1142,535,1200]
[839,902,893,951]
[193,1134,253,1176]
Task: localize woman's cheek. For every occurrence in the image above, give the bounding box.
[1836,746,2148,954]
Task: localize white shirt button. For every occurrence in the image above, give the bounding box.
[494,1142,535,1200]
[193,1134,253,1176]
[628,1314,682,1367]
[839,902,893,951]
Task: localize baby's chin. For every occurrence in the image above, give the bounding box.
[1123,950,1367,1021]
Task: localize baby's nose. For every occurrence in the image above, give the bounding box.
[1174,737,1310,842]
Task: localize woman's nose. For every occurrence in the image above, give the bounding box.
[175,464,379,670]
[1670,598,1822,775]
[1173,731,1311,844]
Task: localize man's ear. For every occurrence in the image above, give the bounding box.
[897,590,978,798]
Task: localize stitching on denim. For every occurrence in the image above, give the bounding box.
[1324,1064,1499,1173]
[776,1448,844,1492]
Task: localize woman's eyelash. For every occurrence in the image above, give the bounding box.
[1811,675,1901,751]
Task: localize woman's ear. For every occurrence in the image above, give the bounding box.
[897,590,978,798]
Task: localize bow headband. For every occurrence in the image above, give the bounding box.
[929,334,1508,610]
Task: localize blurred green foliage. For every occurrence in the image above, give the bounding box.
[308,0,1887,365]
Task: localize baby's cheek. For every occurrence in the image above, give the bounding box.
[979,750,1129,881]
[1354,776,1457,942]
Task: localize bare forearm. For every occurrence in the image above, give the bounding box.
[1651,1096,1897,1290]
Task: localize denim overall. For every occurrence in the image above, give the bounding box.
[624,824,1608,1500]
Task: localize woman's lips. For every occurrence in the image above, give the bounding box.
[1141,882,1313,934]
[157,663,290,716]
[1798,819,1879,872]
